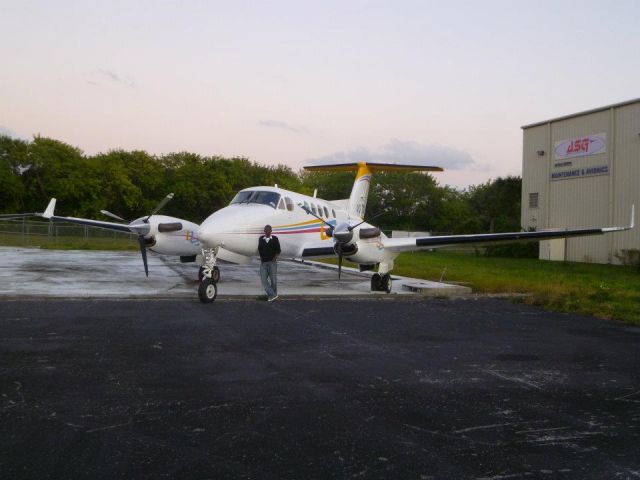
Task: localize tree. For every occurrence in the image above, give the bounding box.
[0,135,27,212]
[465,176,522,232]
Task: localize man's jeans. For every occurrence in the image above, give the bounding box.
[260,261,277,298]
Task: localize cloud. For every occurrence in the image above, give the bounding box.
[0,126,26,140]
[259,119,309,134]
[306,139,475,170]
[88,69,136,88]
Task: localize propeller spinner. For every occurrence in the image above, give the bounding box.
[101,193,176,277]
[300,204,386,280]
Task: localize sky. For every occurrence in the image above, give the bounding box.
[1,0,639,188]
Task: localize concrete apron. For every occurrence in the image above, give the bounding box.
[0,247,471,299]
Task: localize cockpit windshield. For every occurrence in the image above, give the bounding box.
[230,190,281,209]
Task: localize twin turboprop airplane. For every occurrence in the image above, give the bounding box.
[8,161,634,303]
[194,161,634,302]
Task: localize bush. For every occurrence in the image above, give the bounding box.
[484,241,538,258]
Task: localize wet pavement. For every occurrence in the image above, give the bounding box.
[0,298,639,479]
[0,247,469,299]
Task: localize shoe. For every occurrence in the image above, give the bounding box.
[268,295,279,302]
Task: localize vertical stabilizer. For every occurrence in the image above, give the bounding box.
[348,163,372,218]
[303,161,443,218]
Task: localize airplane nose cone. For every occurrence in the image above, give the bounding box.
[199,209,241,248]
[199,218,225,247]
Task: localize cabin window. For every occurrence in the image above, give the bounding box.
[311,204,317,215]
[285,197,294,211]
[278,198,286,210]
[323,206,329,217]
[304,201,310,212]
[332,209,336,218]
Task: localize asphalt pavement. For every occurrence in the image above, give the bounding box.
[1,298,639,479]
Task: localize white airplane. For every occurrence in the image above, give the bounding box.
[9,160,634,303]
[194,161,635,302]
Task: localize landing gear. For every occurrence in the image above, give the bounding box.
[380,274,392,293]
[198,278,217,303]
[198,265,220,283]
[370,273,392,293]
[371,273,381,291]
[198,247,219,303]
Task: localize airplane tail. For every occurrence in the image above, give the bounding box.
[304,161,443,218]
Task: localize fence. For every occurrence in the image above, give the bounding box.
[0,219,137,249]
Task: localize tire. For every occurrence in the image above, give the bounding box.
[198,278,217,303]
[199,266,220,283]
[211,266,220,283]
[371,273,382,291]
[381,274,392,293]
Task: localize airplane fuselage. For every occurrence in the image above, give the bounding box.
[198,186,394,266]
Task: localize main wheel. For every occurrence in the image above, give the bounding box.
[380,274,392,293]
[371,273,382,291]
[211,266,220,283]
[198,278,218,303]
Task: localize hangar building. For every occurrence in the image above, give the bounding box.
[521,98,640,264]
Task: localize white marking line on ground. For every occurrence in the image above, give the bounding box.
[615,390,640,401]
[481,369,542,390]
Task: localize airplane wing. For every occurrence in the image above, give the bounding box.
[0,213,41,219]
[0,201,56,219]
[383,206,635,254]
[37,199,132,233]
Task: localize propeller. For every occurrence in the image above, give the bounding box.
[299,204,387,280]
[101,193,176,277]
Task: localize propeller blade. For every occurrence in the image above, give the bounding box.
[100,210,127,222]
[298,203,334,228]
[349,209,388,231]
[138,235,149,277]
[146,193,174,221]
[338,251,343,280]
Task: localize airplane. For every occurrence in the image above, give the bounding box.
[4,160,634,303]
[194,161,635,302]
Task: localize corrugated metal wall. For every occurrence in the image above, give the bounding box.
[611,103,640,263]
[549,110,610,263]
[521,100,639,264]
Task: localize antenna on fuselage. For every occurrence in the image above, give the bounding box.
[313,189,318,198]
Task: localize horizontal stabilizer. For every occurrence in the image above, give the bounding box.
[304,161,443,173]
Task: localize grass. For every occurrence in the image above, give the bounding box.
[325,251,640,324]
[0,233,137,251]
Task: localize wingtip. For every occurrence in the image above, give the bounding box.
[42,198,56,219]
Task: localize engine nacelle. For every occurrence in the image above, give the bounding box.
[136,215,202,256]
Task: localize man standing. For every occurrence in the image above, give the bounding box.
[258,225,281,301]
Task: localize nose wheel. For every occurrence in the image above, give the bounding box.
[198,266,220,283]
[198,247,220,303]
[198,278,217,303]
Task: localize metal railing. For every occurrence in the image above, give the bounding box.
[0,219,136,248]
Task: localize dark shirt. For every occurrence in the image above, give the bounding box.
[258,235,281,262]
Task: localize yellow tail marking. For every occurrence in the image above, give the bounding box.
[355,162,372,180]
